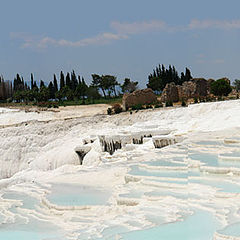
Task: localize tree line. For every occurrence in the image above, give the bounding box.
[2,63,236,104]
[0,70,139,103]
[147,64,192,92]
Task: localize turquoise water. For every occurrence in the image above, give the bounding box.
[2,133,240,239]
[0,230,64,240]
[189,152,219,167]
[142,160,186,167]
[219,222,240,237]
[190,178,240,193]
[119,191,144,198]
[98,226,129,240]
[189,151,240,168]
[121,211,221,240]
[196,141,221,146]
[0,215,65,240]
[153,178,187,184]
[129,165,188,179]
[221,151,240,157]
[2,191,38,210]
[144,190,189,199]
[47,183,111,206]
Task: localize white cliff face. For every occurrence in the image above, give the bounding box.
[1,100,240,239]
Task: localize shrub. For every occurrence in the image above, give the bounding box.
[181,100,187,107]
[145,105,153,109]
[107,107,112,115]
[113,104,122,114]
[205,97,212,102]
[194,97,198,104]
[154,103,163,108]
[211,79,232,97]
[37,102,49,108]
[131,104,144,110]
[165,101,173,107]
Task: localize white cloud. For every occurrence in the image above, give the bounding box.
[11,19,240,49]
[110,20,167,34]
[11,32,128,49]
[189,19,240,30]
[11,20,169,49]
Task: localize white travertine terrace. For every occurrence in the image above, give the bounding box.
[0,100,240,239]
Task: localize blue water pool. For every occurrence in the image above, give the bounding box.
[47,183,111,206]
[121,210,221,240]
[218,222,240,237]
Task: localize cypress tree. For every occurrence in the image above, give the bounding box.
[185,68,192,81]
[60,71,65,90]
[66,72,71,88]
[40,80,45,88]
[31,73,34,90]
[33,81,38,90]
[71,70,78,90]
[53,74,58,93]
[180,72,185,84]
[48,81,55,99]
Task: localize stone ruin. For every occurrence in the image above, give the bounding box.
[160,77,233,103]
[179,78,208,99]
[161,78,209,103]
[122,88,157,110]
[160,82,179,103]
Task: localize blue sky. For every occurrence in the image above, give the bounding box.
[1,0,240,87]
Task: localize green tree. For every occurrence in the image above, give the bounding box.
[62,85,74,100]
[71,70,78,91]
[40,80,45,88]
[13,90,23,103]
[233,79,240,91]
[39,85,50,101]
[60,71,65,90]
[211,79,232,96]
[75,76,88,103]
[122,78,138,93]
[13,74,24,91]
[185,68,192,82]
[91,74,106,98]
[31,73,34,90]
[66,72,71,88]
[102,75,119,97]
[147,64,181,92]
[53,74,58,95]
[55,90,63,101]
[86,86,100,103]
[48,81,55,99]
[147,76,163,92]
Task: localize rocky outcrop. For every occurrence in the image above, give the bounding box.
[179,78,208,99]
[160,78,208,102]
[207,79,215,94]
[122,88,157,110]
[160,82,179,103]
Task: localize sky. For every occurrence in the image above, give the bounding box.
[1,0,240,87]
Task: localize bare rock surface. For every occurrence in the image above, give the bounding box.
[122,88,157,110]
